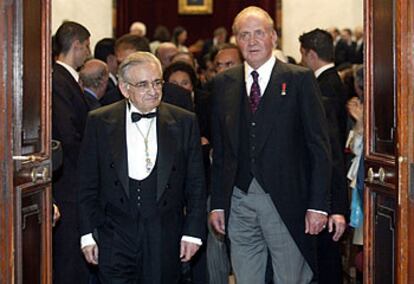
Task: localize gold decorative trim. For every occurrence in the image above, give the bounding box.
[178,0,213,15]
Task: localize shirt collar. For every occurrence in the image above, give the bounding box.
[84,88,98,99]
[56,60,79,82]
[314,63,335,79]
[109,73,118,85]
[127,101,157,115]
[244,56,276,82]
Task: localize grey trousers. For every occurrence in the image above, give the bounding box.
[228,179,313,284]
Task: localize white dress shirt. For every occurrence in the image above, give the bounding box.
[314,63,335,79]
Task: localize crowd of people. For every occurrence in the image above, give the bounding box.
[51,6,365,284]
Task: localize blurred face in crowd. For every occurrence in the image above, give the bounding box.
[234,12,276,69]
[168,71,193,92]
[120,62,163,113]
[115,44,136,65]
[178,31,188,45]
[156,43,178,69]
[214,48,242,73]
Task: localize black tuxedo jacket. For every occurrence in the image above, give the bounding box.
[210,61,331,272]
[317,67,349,216]
[77,100,206,281]
[52,63,89,203]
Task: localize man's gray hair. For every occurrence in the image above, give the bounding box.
[232,6,274,35]
[118,51,162,83]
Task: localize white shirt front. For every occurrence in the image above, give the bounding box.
[126,103,157,180]
[244,56,276,97]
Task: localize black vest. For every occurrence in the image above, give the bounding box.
[234,93,265,192]
[129,162,158,219]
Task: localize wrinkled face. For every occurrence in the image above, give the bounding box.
[235,14,276,69]
[119,62,163,113]
[74,38,91,68]
[214,48,242,73]
[158,47,178,68]
[168,70,193,92]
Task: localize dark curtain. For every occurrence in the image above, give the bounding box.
[116,0,276,45]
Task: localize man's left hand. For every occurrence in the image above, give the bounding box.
[305,211,327,235]
[328,214,347,241]
[180,241,200,262]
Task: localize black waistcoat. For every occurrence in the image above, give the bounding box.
[129,162,158,219]
[234,93,265,192]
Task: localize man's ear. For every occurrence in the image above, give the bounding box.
[118,82,130,99]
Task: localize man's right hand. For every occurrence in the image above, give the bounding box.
[82,244,99,265]
[209,210,225,235]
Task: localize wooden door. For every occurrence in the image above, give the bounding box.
[364,0,414,283]
[0,0,52,283]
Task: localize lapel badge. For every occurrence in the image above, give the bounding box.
[281,82,287,96]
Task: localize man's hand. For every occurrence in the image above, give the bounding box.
[328,214,347,241]
[305,211,327,235]
[180,241,200,262]
[82,244,99,265]
[209,211,225,235]
[52,203,61,227]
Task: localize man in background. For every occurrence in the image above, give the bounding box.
[52,21,91,284]
[94,38,118,96]
[79,59,109,110]
[299,28,349,284]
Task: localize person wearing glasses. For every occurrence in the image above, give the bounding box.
[209,6,331,284]
[78,51,206,283]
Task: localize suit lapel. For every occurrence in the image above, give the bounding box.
[104,100,130,198]
[156,103,176,201]
[254,61,290,155]
[223,67,244,156]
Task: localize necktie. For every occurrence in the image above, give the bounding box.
[250,71,261,113]
[131,112,157,122]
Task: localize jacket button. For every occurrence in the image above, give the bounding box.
[165,184,170,189]
[114,180,120,186]
[110,162,115,168]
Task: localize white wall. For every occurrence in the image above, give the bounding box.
[52,0,113,52]
[282,0,363,62]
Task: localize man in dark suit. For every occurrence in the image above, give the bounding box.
[300,28,349,284]
[94,38,118,97]
[78,52,206,284]
[52,21,91,284]
[79,59,109,110]
[209,7,331,284]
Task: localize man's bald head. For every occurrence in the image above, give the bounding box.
[79,59,109,99]
[155,42,179,69]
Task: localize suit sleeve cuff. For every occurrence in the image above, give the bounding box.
[307,209,328,215]
[181,235,202,246]
[80,233,96,249]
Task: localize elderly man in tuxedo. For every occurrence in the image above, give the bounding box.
[78,52,206,284]
[209,6,332,284]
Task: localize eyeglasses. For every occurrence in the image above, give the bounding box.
[126,79,164,93]
[237,29,269,42]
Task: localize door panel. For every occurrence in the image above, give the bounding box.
[0,0,52,282]
[365,0,414,283]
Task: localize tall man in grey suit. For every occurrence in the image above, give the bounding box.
[209,7,332,284]
[78,52,206,283]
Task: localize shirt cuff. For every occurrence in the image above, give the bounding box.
[307,209,328,215]
[181,235,202,246]
[210,209,224,213]
[80,233,96,249]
